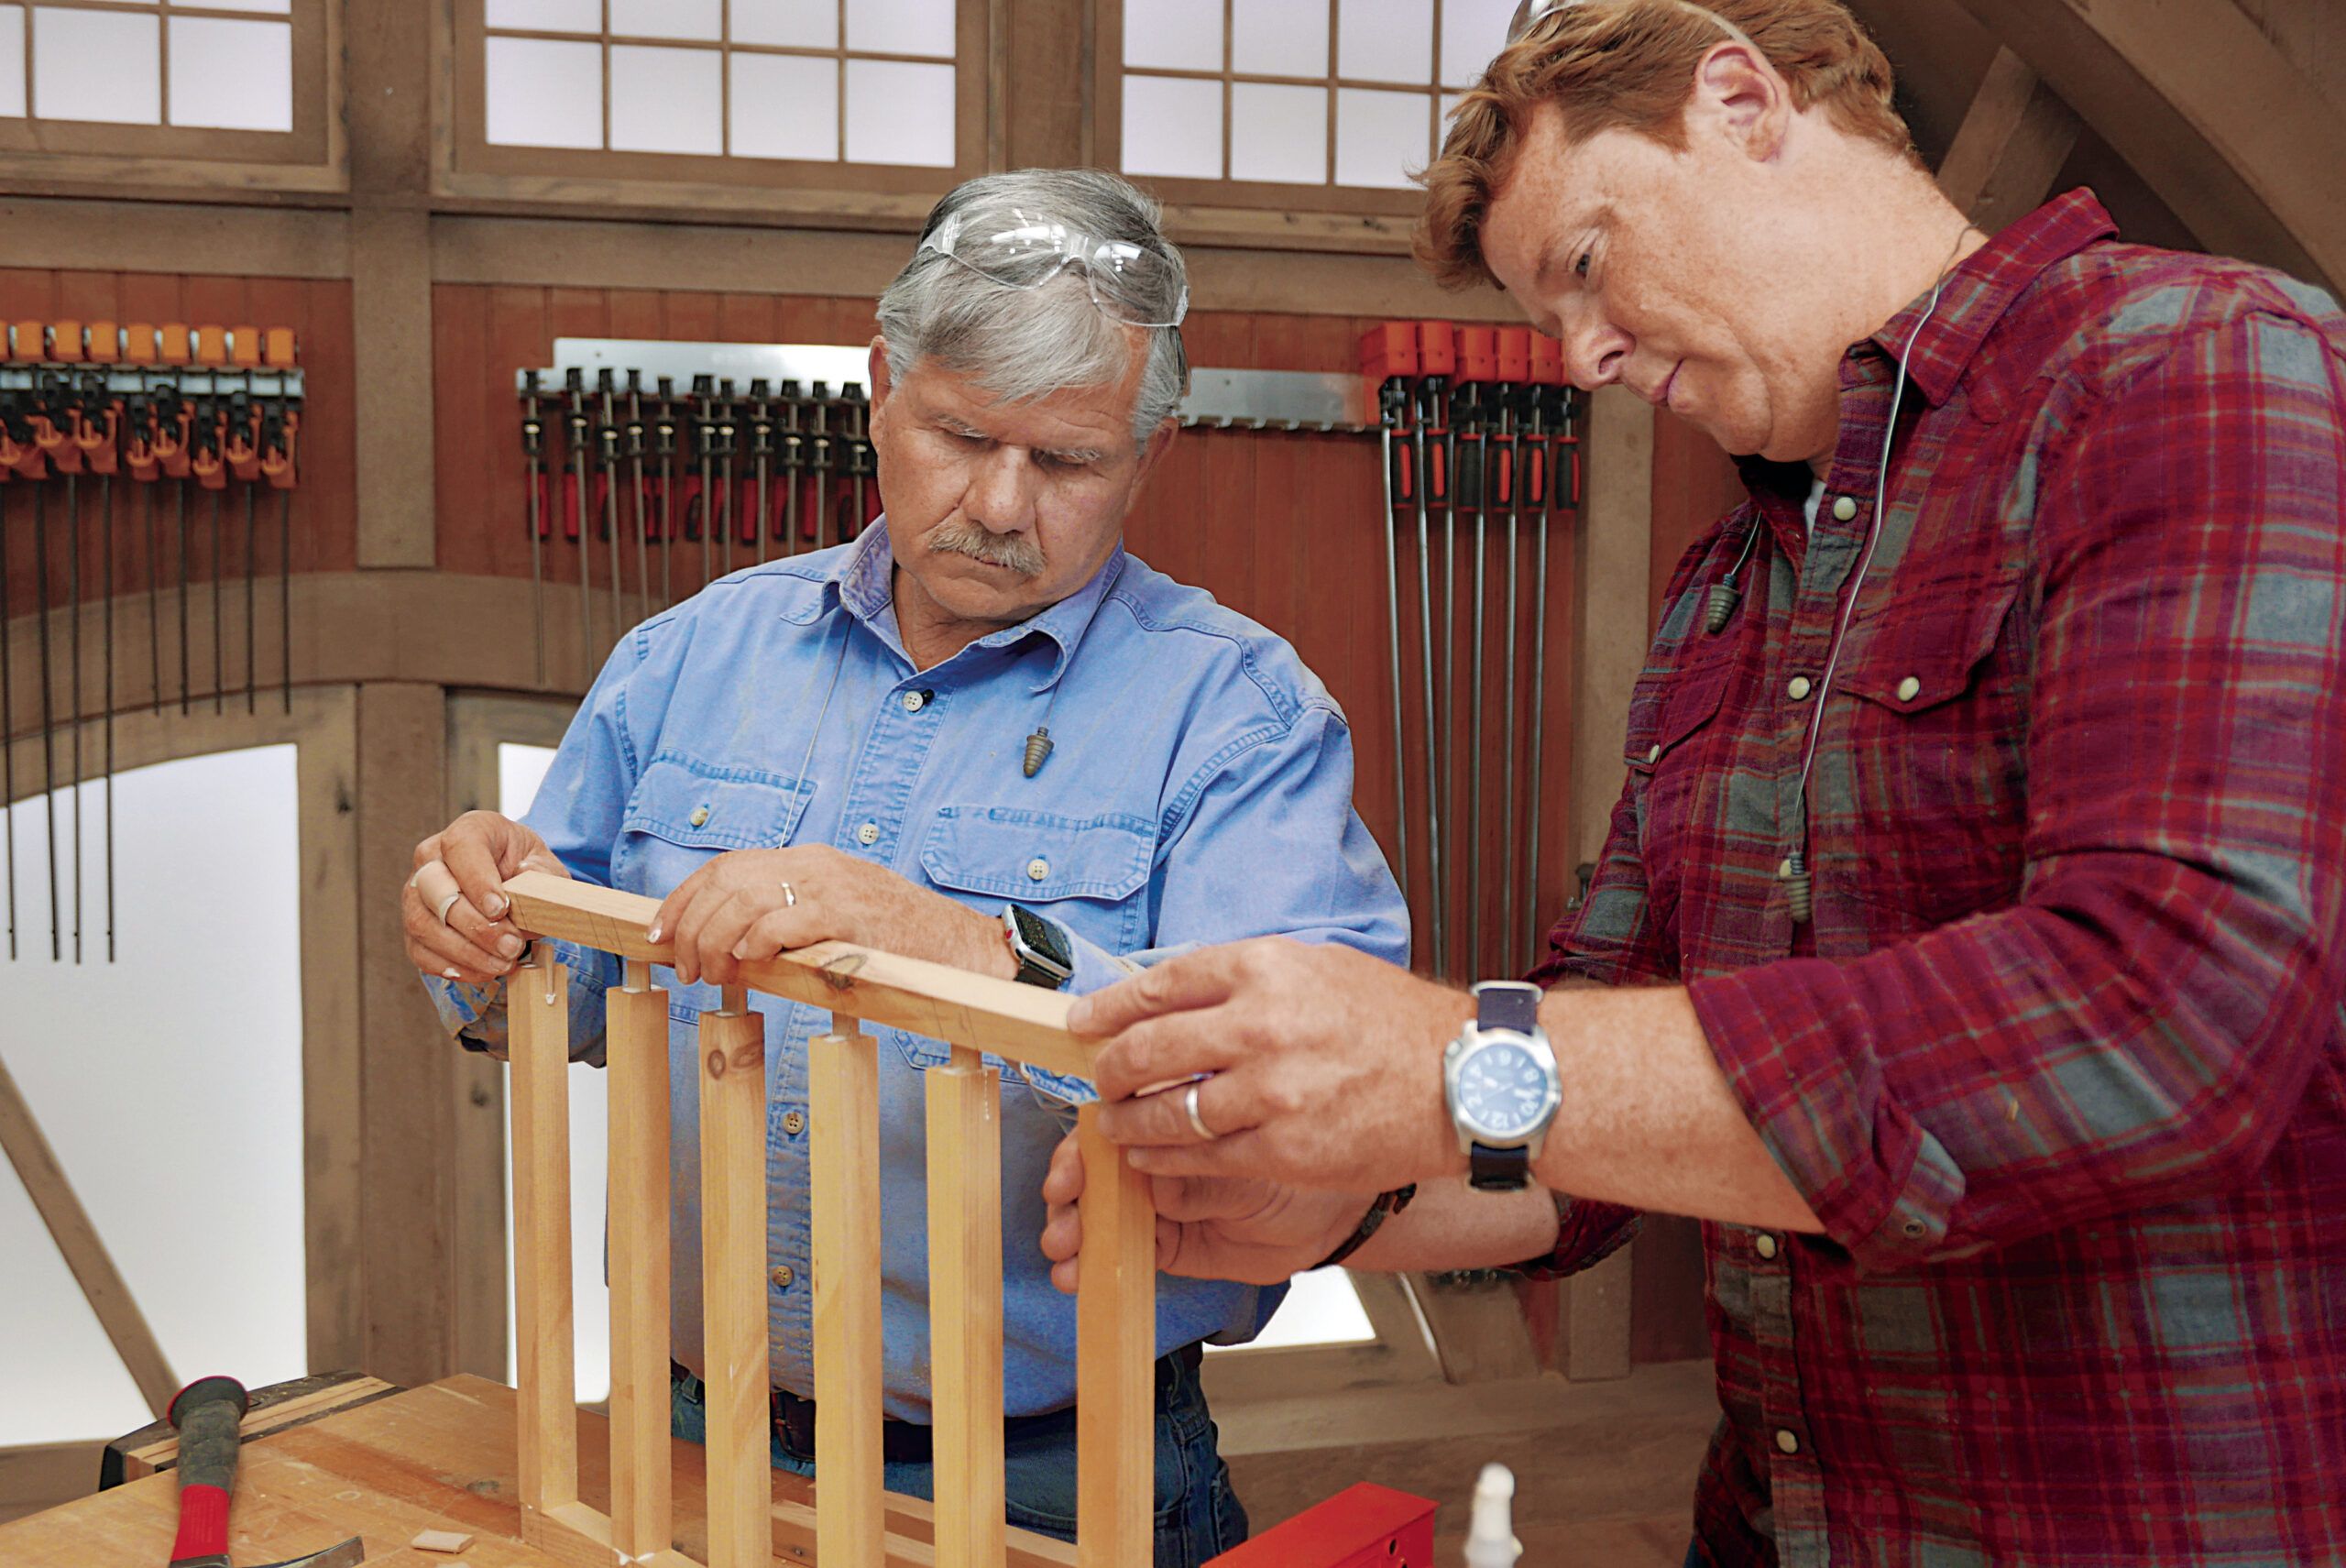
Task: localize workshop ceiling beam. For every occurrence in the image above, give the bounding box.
[1936,47,2084,237]
[1944,0,2345,293]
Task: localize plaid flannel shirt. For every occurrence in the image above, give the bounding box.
[1527,192,2346,1564]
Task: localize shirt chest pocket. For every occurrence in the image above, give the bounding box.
[614,754,817,896]
[1823,570,2031,926]
[1625,656,1732,925]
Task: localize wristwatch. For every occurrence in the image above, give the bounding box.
[1442,981,1562,1191]
[1002,903,1075,990]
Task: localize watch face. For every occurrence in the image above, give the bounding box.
[1456,1039,1553,1140]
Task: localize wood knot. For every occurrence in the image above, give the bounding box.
[817,952,867,992]
[705,1047,726,1080]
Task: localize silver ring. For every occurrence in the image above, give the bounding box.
[1183,1080,1215,1142]
[781,880,797,908]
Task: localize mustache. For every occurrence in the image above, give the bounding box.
[926,518,1046,576]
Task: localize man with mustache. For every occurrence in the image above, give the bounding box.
[400,169,1408,1564]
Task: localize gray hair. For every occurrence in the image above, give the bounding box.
[878,169,1189,450]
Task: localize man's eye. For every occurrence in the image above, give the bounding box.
[1573,249,1593,280]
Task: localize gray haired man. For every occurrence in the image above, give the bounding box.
[403,169,1409,1563]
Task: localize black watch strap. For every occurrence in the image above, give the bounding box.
[1012,952,1063,988]
[1475,980,1541,1034]
[1468,1143,1530,1191]
[1311,1185,1418,1270]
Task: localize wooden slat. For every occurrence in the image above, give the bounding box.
[926,1047,1006,1568]
[1936,47,2084,236]
[698,991,771,1568]
[509,948,578,1519]
[0,1056,178,1419]
[813,1021,885,1568]
[501,871,1093,1079]
[607,965,674,1559]
[1074,1106,1154,1568]
[0,1442,104,1528]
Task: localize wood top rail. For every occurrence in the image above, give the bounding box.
[499,870,1096,1081]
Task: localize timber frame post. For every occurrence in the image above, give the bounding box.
[499,869,1154,1568]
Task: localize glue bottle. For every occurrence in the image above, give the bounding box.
[1464,1463,1521,1567]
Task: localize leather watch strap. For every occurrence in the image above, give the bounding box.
[1469,1142,1529,1190]
[1475,981,1541,1034]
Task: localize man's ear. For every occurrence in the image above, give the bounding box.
[1130,418,1181,499]
[868,336,895,410]
[1688,40,1791,162]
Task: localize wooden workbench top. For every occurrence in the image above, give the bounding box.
[0,1375,1075,1567]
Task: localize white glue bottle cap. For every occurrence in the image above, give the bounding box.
[1464,1463,1521,1568]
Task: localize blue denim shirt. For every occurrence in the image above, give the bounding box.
[423,520,1409,1421]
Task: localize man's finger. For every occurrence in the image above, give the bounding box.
[1066,947,1244,1040]
[1094,1072,1251,1148]
[1091,1012,1244,1104]
[648,861,713,948]
[1149,1175,1270,1225]
[1126,1127,1276,1184]
[731,905,820,963]
[404,886,515,978]
[1039,1133,1088,1207]
[441,824,511,922]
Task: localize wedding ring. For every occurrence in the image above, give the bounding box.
[1183,1080,1215,1142]
[781,880,798,908]
[413,860,464,927]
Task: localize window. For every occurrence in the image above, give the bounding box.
[451,0,985,207]
[0,0,335,183]
[1107,0,1518,214]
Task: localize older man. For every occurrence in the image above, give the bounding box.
[1047,2,2346,1563]
[403,169,1407,1564]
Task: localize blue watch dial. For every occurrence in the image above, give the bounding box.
[1458,1041,1551,1137]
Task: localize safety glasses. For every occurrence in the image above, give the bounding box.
[1507,0,1757,48]
[919,208,1190,330]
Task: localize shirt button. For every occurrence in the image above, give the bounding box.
[1831,496,1858,522]
[689,806,710,828]
[1645,743,1661,764]
[1755,1234,1779,1259]
[1896,675,1923,703]
[856,821,880,846]
[1775,1429,1801,1455]
[1026,858,1050,882]
[900,690,926,713]
[769,1266,795,1291]
[781,1111,805,1136]
[1786,675,1813,702]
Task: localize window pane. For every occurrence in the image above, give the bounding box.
[485,0,599,30]
[1336,0,1433,83]
[1204,1267,1377,1352]
[0,7,24,119]
[1124,2,1220,72]
[168,16,291,132]
[1335,84,1428,186]
[845,0,955,58]
[484,34,602,149]
[0,748,307,1447]
[610,0,721,41]
[1440,0,1515,86]
[32,6,160,124]
[1120,73,1221,180]
[1230,81,1325,184]
[183,0,291,12]
[845,58,953,166]
[730,0,834,49]
[609,43,722,155]
[1233,0,1327,78]
[731,51,837,161]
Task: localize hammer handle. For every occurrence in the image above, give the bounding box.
[168,1376,250,1566]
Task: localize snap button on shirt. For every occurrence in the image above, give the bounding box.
[689,805,710,828]
[1832,495,1859,522]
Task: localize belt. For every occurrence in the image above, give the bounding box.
[674,1342,1205,1467]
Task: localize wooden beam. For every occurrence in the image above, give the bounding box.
[1074,1106,1155,1568]
[508,947,578,1522]
[607,964,673,1560]
[1405,1274,1544,1385]
[700,992,773,1568]
[501,872,1094,1079]
[0,1057,179,1419]
[1936,48,2083,236]
[1946,0,2344,291]
[812,1022,885,1567]
[927,1048,1007,1568]
[0,1442,104,1528]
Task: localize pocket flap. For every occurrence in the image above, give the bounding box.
[1627,659,1732,771]
[621,754,816,850]
[920,806,1154,902]
[1839,573,2023,715]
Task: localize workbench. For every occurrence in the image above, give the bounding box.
[0,1375,1076,1567]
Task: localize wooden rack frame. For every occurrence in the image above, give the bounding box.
[499,870,1152,1568]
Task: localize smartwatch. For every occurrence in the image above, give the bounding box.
[1442,981,1562,1191]
[1002,904,1075,990]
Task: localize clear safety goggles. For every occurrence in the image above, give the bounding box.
[1507,0,1757,49]
[919,208,1190,330]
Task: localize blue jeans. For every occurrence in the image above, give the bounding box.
[669,1352,1248,1568]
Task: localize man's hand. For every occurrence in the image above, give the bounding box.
[1071,938,1474,1194]
[406,811,570,985]
[647,845,1016,987]
[1038,1130,1372,1293]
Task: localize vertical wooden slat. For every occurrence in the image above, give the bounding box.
[698,986,771,1568]
[607,960,673,1559]
[509,947,578,1519]
[812,1017,884,1567]
[1075,1104,1154,1568]
[926,1047,1005,1568]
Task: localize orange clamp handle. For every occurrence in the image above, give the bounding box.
[262,409,301,490]
[1416,321,1458,378]
[49,322,84,364]
[156,407,193,478]
[159,323,193,367]
[1530,332,1566,387]
[263,327,297,370]
[36,414,82,475]
[75,404,121,476]
[1359,322,1420,386]
[229,325,261,369]
[123,322,159,364]
[8,322,46,364]
[86,321,121,365]
[1456,326,1499,384]
[1497,326,1531,384]
[125,411,159,481]
[194,326,227,367]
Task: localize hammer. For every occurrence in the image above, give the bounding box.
[166,1376,365,1568]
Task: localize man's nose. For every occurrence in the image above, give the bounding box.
[1562,314,1632,391]
[966,447,1038,532]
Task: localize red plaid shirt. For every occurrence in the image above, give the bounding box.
[1529,192,2346,1564]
